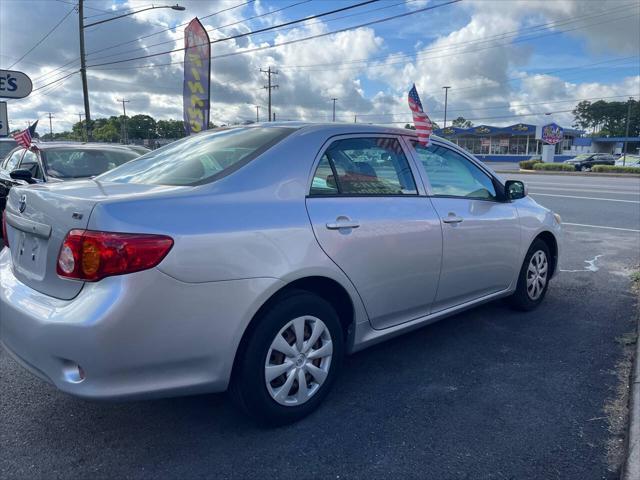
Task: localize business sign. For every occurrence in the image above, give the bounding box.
[536,122,563,145]
[0,69,32,99]
[183,18,211,136]
[0,102,8,136]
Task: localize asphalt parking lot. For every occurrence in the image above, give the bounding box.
[1,173,639,479]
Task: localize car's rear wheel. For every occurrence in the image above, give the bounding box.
[507,239,551,311]
[581,165,590,172]
[230,290,344,426]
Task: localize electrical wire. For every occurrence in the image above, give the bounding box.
[87,0,460,69]
[6,4,76,69]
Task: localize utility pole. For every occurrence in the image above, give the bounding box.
[117,98,130,144]
[260,67,278,122]
[354,115,357,123]
[78,0,92,140]
[272,112,276,122]
[255,105,260,123]
[442,86,451,128]
[46,113,54,138]
[623,97,632,166]
[331,98,338,122]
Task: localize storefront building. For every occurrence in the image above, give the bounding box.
[434,123,581,162]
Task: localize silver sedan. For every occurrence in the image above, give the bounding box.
[0,123,561,425]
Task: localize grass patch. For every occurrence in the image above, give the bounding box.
[532,162,576,171]
[592,165,640,174]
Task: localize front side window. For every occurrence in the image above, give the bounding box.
[311,137,417,196]
[4,148,24,171]
[412,142,497,200]
[42,148,138,179]
[98,127,295,186]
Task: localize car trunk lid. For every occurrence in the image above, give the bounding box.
[4,180,177,300]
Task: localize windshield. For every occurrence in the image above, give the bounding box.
[43,148,139,179]
[97,127,294,186]
[0,140,18,160]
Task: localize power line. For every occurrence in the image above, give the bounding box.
[87,0,383,68]
[86,0,314,64]
[84,0,256,58]
[87,0,416,65]
[6,4,76,69]
[87,0,460,69]
[276,2,638,70]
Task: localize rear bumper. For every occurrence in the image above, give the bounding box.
[0,247,283,400]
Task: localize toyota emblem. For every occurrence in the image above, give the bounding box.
[18,194,27,213]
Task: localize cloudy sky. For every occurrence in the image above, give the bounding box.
[1,0,639,133]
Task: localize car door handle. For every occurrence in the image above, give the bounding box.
[442,214,463,224]
[326,218,360,230]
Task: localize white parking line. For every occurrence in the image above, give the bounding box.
[530,186,640,196]
[530,193,640,203]
[563,222,640,233]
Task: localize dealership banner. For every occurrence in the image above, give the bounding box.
[183,18,210,136]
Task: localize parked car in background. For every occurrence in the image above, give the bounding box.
[0,142,141,213]
[615,154,640,167]
[0,124,561,425]
[0,138,18,161]
[564,153,615,171]
[123,144,152,155]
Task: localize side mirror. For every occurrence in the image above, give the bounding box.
[505,180,526,200]
[9,169,36,184]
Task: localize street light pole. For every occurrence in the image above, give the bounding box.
[79,0,92,140]
[331,98,338,122]
[442,86,451,128]
[117,98,130,144]
[79,2,185,142]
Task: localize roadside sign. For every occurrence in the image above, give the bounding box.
[0,102,8,136]
[0,69,32,99]
[535,122,563,145]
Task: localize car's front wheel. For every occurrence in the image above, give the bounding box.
[230,290,344,426]
[507,239,551,311]
[581,165,590,172]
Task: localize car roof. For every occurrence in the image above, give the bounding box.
[30,141,139,151]
[222,121,452,147]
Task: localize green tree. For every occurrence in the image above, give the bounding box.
[452,116,473,128]
[156,119,186,139]
[127,114,156,140]
[572,99,639,137]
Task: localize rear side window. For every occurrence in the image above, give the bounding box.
[3,149,24,171]
[43,148,138,179]
[19,150,43,180]
[98,127,294,186]
[311,137,417,196]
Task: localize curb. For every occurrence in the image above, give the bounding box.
[494,169,640,178]
[623,322,640,480]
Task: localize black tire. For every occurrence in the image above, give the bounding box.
[507,239,551,311]
[230,290,344,426]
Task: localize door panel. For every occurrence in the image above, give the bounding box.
[306,196,443,329]
[429,197,520,312]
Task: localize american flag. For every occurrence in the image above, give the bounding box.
[408,84,433,146]
[12,120,38,149]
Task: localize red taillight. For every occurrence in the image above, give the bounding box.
[2,211,8,247]
[56,230,173,281]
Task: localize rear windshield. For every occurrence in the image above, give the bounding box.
[97,127,294,186]
[43,148,139,179]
